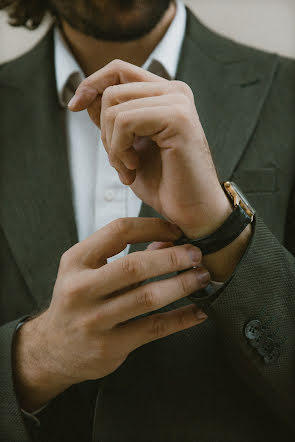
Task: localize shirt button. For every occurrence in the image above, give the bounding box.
[244,320,263,340]
[104,190,114,201]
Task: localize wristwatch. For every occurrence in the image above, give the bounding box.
[174,181,255,255]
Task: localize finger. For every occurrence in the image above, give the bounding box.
[68,217,182,268]
[85,243,202,297]
[108,153,137,186]
[103,95,185,167]
[146,241,174,250]
[100,266,210,327]
[111,303,208,352]
[101,82,171,145]
[108,103,184,182]
[109,106,177,170]
[68,59,167,112]
[110,156,136,185]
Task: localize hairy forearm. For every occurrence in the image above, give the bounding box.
[13,313,71,412]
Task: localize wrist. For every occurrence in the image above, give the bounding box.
[180,190,233,239]
[203,222,253,282]
[13,312,72,412]
[177,183,254,282]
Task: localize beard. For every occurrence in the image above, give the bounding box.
[49,0,172,42]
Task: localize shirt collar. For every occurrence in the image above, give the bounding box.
[142,0,186,79]
[54,26,85,107]
[54,0,186,108]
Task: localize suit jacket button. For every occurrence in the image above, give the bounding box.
[244,320,262,340]
[249,333,265,349]
[257,336,274,357]
[264,346,280,364]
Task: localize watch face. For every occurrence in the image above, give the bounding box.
[224,181,255,219]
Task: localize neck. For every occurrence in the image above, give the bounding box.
[60,2,176,77]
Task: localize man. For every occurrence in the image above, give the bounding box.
[0,0,295,441]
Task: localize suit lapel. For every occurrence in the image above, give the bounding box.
[175,10,279,182]
[0,30,77,307]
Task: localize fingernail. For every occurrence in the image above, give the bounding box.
[189,247,201,265]
[191,305,208,320]
[68,95,78,109]
[196,310,208,320]
[197,269,211,287]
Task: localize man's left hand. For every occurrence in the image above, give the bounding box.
[69,59,232,239]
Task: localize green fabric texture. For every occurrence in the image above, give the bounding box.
[1,7,295,442]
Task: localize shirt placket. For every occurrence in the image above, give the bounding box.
[94,136,128,261]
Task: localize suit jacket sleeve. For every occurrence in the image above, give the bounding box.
[199,210,295,430]
[0,316,100,442]
[0,317,32,441]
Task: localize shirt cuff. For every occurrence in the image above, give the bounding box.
[187,279,225,309]
[210,280,224,292]
[21,402,50,427]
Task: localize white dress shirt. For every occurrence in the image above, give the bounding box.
[54,0,187,261]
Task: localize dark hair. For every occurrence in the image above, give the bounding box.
[0,0,51,29]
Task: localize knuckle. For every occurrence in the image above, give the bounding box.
[116,112,128,128]
[60,277,82,303]
[81,308,107,335]
[149,316,167,340]
[176,106,191,123]
[179,93,191,107]
[108,153,117,168]
[105,107,116,122]
[136,287,157,310]
[110,218,129,236]
[59,248,75,271]
[66,281,80,298]
[103,85,116,104]
[171,93,191,106]
[172,80,193,96]
[110,59,123,69]
[177,274,190,296]
[121,255,142,277]
[176,309,189,330]
[168,249,180,269]
[77,316,93,337]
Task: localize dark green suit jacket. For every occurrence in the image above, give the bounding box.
[1,8,295,442]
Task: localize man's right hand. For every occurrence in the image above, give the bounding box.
[13,218,210,412]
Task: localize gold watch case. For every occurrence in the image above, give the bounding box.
[223,181,255,222]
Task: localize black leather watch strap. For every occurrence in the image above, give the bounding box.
[174,205,251,255]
